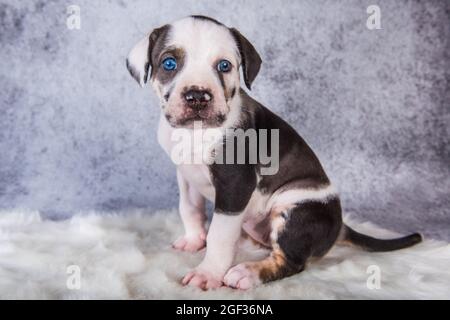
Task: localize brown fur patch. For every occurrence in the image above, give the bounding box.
[152,47,186,85]
[255,249,293,283]
[235,248,295,284]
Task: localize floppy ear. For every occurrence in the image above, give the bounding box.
[126,25,169,87]
[229,28,262,90]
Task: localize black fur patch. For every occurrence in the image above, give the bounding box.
[210,162,256,214]
[229,28,262,90]
[230,87,236,99]
[278,198,342,264]
[190,15,223,26]
[163,84,175,102]
[344,226,422,251]
[239,90,330,194]
[208,89,331,215]
[217,71,226,92]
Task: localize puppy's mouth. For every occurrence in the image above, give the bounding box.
[165,112,226,128]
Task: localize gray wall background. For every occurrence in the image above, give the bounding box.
[1,0,449,239]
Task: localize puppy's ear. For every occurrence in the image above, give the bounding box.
[230,28,262,90]
[126,25,169,87]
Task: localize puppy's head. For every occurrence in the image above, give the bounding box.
[126,16,262,128]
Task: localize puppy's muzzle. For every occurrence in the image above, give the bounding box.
[183,88,213,111]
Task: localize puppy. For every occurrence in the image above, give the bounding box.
[126,16,422,290]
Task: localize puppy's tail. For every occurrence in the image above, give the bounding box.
[340,224,422,252]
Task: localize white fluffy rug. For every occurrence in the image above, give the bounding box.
[0,209,449,299]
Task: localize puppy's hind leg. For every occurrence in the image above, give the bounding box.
[224,199,342,289]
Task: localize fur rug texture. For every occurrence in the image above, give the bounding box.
[0,209,449,299]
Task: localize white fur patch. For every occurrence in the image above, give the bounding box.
[126,34,151,87]
[199,213,245,276]
[168,18,240,68]
[267,184,338,210]
[0,209,448,299]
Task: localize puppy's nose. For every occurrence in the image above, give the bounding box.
[184,89,213,109]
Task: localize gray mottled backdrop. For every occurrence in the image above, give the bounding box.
[1,1,449,239]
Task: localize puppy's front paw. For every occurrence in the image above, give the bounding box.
[224,263,261,290]
[172,233,206,252]
[182,268,223,290]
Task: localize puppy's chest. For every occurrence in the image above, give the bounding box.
[157,116,219,201]
[157,116,272,218]
[157,115,222,162]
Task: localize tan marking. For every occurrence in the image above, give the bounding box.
[242,249,290,283]
[267,184,338,211]
[268,206,290,243]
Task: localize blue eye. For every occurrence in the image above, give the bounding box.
[217,59,231,72]
[162,57,177,71]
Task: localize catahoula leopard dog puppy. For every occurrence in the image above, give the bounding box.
[126,16,422,290]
